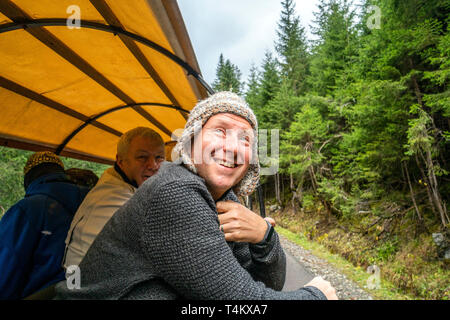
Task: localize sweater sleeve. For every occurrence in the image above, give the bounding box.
[232,231,286,291]
[141,180,326,300]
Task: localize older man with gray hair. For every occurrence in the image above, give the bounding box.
[62,127,165,268]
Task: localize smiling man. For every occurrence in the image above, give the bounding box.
[55,92,336,300]
[62,127,165,268]
[192,113,254,200]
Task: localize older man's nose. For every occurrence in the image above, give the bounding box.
[146,157,158,170]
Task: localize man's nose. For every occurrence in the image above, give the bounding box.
[145,157,159,170]
[223,132,239,156]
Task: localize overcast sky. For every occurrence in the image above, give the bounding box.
[177,0,321,87]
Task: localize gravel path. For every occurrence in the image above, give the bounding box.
[279,234,374,300]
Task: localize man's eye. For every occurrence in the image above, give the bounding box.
[213,128,225,135]
[239,135,251,143]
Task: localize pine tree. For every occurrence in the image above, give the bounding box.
[259,51,281,107]
[245,63,262,112]
[212,53,243,94]
[309,0,358,96]
[252,51,281,130]
[275,0,310,94]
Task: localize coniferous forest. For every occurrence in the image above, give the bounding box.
[212,0,449,299]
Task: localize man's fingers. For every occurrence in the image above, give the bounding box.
[218,221,240,233]
[219,222,229,233]
[305,276,339,300]
[216,200,238,213]
[264,217,276,227]
[220,226,243,242]
[219,222,239,241]
[217,212,235,225]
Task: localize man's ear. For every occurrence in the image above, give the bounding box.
[116,154,124,169]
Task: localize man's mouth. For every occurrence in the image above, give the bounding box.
[216,159,238,168]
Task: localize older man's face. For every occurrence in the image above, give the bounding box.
[117,135,165,186]
[191,113,254,200]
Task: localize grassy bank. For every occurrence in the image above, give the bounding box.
[270,205,449,300]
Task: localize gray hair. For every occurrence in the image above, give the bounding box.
[117,127,164,158]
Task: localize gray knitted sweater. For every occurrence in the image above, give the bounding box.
[55,162,326,300]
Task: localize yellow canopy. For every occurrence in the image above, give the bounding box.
[0,0,210,164]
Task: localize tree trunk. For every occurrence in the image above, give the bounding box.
[308,166,318,195]
[291,175,304,213]
[415,154,438,216]
[290,171,294,191]
[409,58,448,228]
[423,149,449,228]
[275,173,281,205]
[402,161,425,226]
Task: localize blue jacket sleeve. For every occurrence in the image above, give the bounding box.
[0,203,41,299]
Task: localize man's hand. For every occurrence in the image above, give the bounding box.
[305,276,338,300]
[217,201,272,244]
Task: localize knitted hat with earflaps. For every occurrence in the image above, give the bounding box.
[172,91,260,196]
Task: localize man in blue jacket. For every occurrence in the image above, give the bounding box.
[0,151,90,299]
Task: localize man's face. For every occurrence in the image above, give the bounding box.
[191,113,254,200]
[117,135,165,186]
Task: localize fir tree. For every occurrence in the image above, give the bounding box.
[275,0,310,94]
[212,53,243,94]
[259,51,281,107]
[245,63,262,113]
[309,0,358,96]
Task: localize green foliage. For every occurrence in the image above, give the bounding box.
[275,0,310,94]
[376,237,399,262]
[61,156,108,178]
[245,64,262,112]
[309,0,358,96]
[280,96,333,179]
[405,107,434,156]
[0,146,108,218]
[212,53,243,94]
[423,27,450,116]
[0,147,31,217]
[258,51,281,109]
[239,0,449,298]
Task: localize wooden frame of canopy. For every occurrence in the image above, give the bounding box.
[0,0,212,164]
